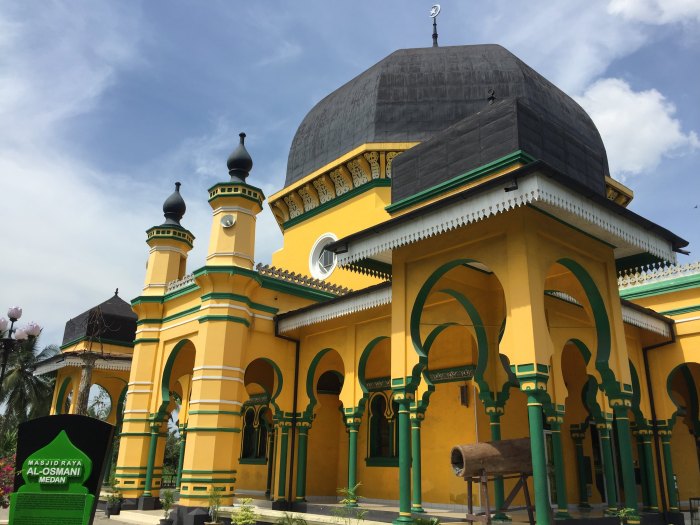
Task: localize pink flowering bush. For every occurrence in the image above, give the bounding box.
[0,455,16,508]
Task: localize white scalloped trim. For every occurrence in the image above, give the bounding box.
[278,286,392,332]
[337,173,676,266]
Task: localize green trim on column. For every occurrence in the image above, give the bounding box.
[143,426,159,497]
[635,438,649,510]
[295,426,309,502]
[640,435,658,510]
[526,394,552,525]
[276,426,290,501]
[392,397,414,525]
[571,434,591,508]
[410,418,424,513]
[612,407,639,513]
[176,430,187,488]
[489,412,511,521]
[550,424,571,519]
[346,420,360,508]
[598,425,619,513]
[661,434,678,511]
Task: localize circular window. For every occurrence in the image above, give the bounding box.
[309,233,338,280]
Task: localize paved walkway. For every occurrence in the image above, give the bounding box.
[0,502,694,525]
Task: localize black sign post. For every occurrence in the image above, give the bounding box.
[9,414,114,525]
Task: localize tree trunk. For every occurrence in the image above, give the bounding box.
[75,355,97,415]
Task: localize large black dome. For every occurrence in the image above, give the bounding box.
[285,44,609,192]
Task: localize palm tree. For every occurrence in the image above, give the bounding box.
[0,338,59,428]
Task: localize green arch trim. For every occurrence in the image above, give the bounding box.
[303,348,343,421]
[116,385,128,427]
[556,258,617,395]
[628,361,646,425]
[666,363,700,431]
[158,339,195,421]
[247,358,284,416]
[55,376,72,415]
[581,375,605,422]
[357,336,390,416]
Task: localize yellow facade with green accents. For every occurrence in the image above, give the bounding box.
[49,43,699,525]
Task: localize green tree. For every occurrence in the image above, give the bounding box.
[0,338,58,428]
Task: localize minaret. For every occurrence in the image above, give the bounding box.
[205,133,264,269]
[142,182,195,295]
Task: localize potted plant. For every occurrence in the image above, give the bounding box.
[205,486,223,525]
[105,490,123,518]
[160,489,175,525]
[232,497,257,525]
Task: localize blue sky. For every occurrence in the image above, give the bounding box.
[1,1,698,347]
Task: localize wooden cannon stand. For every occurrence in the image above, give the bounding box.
[464,470,535,525]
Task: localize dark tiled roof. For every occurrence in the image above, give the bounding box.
[285,44,609,197]
[391,97,608,202]
[62,294,137,346]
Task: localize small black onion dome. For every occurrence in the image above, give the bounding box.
[227,132,253,182]
[162,182,186,226]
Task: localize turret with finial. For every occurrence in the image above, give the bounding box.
[161,182,187,227]
[227,133,253,183]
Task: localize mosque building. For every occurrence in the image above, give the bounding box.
[42,43,700,525]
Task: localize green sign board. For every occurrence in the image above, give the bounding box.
[9,430,94,525]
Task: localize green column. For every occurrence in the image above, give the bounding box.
[598,423,618,513]
[612,406,639,512]
[550,423,571,519]
[143,423,159,497]
[661,432,678,511]
[295,425,309,501]
[346,419,360,507]
[175,427,187,488]
[571,434,590,508]
[276,425,290,501]
[640,433,658,511]
[265,431,275,498]
[410,416,424,513]
[489,411,510,520]
[392,397,413,525]
[526,393,552,525]
[634,434,649,510]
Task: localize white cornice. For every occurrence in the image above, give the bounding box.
[337,172,676,267]
[278,286,392,333]
[620,305,671,338]
[34,356,132,376]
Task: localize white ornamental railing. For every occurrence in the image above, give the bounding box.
[618,261,700,290]
[166,273,195,293]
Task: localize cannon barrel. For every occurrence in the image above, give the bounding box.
[451,438,532,478]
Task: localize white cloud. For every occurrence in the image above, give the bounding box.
[608,0,700,24]
[482,1,648,94]
[576,78,699,178]
[0,3,149,346]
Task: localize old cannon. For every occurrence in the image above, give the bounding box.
[451,438,535,525]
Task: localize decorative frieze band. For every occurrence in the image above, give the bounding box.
[336,172,676,266]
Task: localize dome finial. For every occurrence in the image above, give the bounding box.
[227,132,253,182]
[162,181,186,227]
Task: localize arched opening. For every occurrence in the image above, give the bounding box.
[305,348,345,500]
[410,259,515,508]
[667,362,700,503]
[234,357,283,498]
[87,384,112,421]
[157,340,196,493]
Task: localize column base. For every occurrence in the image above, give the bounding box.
[272,499,291,511]
[137,495,161,510]
[392,514,415,525]
[577,503,592,510]
[554,510,572,520]
[410,505,425,513]
[492,512,511,521]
